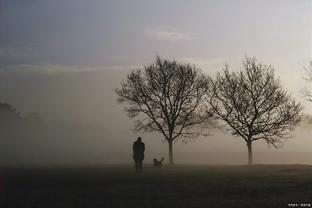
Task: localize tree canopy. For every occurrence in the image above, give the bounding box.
[115,56,212,164]
[207,56,303,165]
[303,61,312,102]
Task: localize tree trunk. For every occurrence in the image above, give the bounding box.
[247,141,253,165]
[168,140,174,165]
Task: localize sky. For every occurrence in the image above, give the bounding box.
[0,0,311,165]
[1,0,311,106]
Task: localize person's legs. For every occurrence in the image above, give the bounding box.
[138,160,143,173]
[134,159,139,173]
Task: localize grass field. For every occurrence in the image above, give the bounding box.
[1,165,312,208]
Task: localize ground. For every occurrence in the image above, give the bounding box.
[1,165,312,208]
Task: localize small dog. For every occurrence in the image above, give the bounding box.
[153,157,164,167]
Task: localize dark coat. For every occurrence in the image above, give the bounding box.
[133,141,145,161]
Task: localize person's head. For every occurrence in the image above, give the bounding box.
[137,137,142,142]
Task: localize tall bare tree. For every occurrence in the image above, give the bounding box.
[115,56,212,165]
[207,56,303,165]
[0,101,20,123]
[303,61,312,102]
[0,101,22,140]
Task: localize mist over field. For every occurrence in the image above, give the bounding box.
[2,2,312,208]
[0,0,311,167]
[0,69,311,167]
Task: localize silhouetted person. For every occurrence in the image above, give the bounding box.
[133,137,145,173]
[153,157,164,167]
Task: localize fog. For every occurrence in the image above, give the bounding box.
[0,0,311,166]
[0,69,311,167]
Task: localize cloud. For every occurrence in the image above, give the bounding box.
[0,46,39,59]
[178,56,238,72]
[0,64,87,75]
[0,64,139,75]
[145,26,195,42]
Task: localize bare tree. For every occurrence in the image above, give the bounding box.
[0,101,22,139]
[0,101,20,123]
[303,61,312,102]
[207,56,303,165]
[115,56,212,165]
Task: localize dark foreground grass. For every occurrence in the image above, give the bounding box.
[1,164,312,208]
